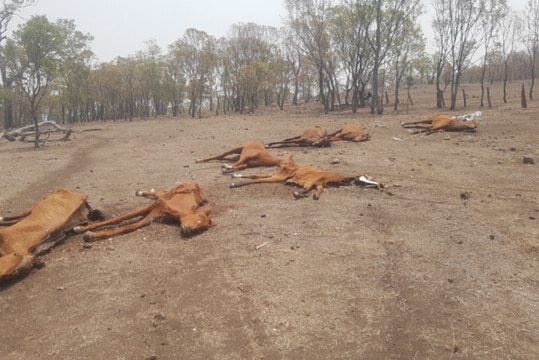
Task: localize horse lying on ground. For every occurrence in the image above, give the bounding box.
[265,126,331,148]
[401,115,478,134]
[328,124,370,142]
[196,141,290,173]
[229,156,384,200]
[0,189,102,283]
[74,183,214,241]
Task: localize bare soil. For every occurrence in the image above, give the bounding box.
[1,83,538,360]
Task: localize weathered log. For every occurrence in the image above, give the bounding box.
[1,121,72,144]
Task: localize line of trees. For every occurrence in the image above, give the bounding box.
[0,0,537,136]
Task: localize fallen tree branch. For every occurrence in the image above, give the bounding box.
[1,121,73,144]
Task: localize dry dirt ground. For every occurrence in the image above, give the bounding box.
[0,83,538,360]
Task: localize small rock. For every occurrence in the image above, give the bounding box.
[489,234,495,240]
[523,156,535,164]
[330,158,341,164]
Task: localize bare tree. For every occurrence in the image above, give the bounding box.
[433,0,483,110]
[284,0,334,113]
[479,0,506,107]
[281,28,303,106]
[390,21,425,111]
[431,1,451,108]
[354,0,422,115]
[497,6,521,102]
[525,0,539,100]
[330,2,373,113]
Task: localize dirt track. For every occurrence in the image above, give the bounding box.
[1,84,538,359]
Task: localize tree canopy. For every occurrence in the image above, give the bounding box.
[0,0,532,130]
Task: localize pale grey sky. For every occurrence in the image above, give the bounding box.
[10,0,527,63]
[11,0,286,62]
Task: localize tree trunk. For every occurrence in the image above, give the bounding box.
[503,61,509,103]
[436,90,445,108]
[521,84,527,108]
[480,62,487,107]
[530,52,536,100]
[3,99,14,129]
[32,111,41,148]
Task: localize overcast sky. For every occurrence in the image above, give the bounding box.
[10,0,286,62]
[10,0,527,63]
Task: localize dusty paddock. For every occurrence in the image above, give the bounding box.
[1,84,538,359]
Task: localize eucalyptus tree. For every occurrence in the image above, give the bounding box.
[223,22,279,113]
[115,56,141,120]
[273,29,298,110]
[88,62,123,120]
[5,15,91,146]
[237,25,281,111]
[433,0,484,110]
[349,0,423,115]
[329,2,373,113]
[162,50,186,117]
[53,19,93,123]
[284,0,335,113]
[497,7,521,102]
[0,0,35,129]
[413,54,436,85]
[525,0,539,100]
[169,28,217,118]
[136,39,165,118]
[213,38,231,114]
[261,27,283,108]
[390,21,425,111]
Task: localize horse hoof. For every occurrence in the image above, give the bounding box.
[82,232,94,242]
